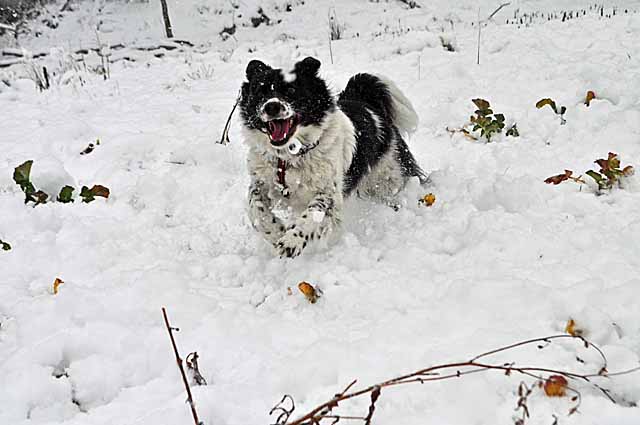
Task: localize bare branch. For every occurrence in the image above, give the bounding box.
[281,335,639,425]
[162,307,203,425]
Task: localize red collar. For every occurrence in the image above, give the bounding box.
[277,158,289,197]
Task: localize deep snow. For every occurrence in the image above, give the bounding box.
[1,1,640,424]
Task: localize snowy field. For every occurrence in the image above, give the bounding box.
[1,0,640,424]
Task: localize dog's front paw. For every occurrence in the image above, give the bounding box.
[275,229,307,258]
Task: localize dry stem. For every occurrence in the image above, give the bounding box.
[162,307,203,425]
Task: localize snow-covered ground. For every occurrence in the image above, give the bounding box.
[1,1,640,424]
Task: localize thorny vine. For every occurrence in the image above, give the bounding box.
[269,335,640,425]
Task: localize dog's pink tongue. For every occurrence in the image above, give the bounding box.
[269,120,290,141]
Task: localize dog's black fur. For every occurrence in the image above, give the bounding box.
[338,73,425,193]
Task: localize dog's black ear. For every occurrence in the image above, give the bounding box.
[294,57,321,76]
[246,60,270,80]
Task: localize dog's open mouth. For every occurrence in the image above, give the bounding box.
[266,116,298,146]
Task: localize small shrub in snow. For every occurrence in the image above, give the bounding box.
[12,160,110,205]
[448,99,517,142]
[536,98,567,125]
[586,152,634,192]
[470,98,505,142]
[0,239,11,251]
[544,152,634,194]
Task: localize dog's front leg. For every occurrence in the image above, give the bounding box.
[276,192,338,258]
[248,179,285,244]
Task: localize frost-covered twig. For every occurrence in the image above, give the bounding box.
[162,307,203,425]
[477,2,511,65]
[276,334,639,425]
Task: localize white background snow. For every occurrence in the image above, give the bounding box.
[1,0,640,424]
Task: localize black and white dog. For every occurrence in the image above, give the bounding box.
[240,56,426,258]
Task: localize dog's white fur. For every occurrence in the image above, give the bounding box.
[244,77,418,257]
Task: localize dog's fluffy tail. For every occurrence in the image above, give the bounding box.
[338,73,419,137]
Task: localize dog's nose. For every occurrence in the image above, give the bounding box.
[263,100,283,117]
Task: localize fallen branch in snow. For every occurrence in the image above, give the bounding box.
[162,307,204,425]
[272,334,640,425]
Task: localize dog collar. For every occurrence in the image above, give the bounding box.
[275,138,320,198]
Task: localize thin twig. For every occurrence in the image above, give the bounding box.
[217,90,241,145]
[283,335,639,425]
[162,307,203,425]
[477,2,511,64]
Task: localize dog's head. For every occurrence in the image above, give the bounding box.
[239,57,334,151]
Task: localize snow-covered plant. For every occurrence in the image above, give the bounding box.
[12,160,110,205]
[470,98,505,142]
[586,152,634,191]
[186,63,215,80]
[23,54,50,91]
[536,98,566,124]
[544,152,634,194]
[0,239,11,251]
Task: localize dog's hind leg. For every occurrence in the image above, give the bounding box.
[248,179,285,244]
[395,136,429,186]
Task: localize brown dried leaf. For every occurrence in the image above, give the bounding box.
[545,170,573,185]
[298,281,320,304]
[419,193,436,206]
[622,165,635,177]
[90,185,110,199]
[585,90,596,106]
[544,375,568,397]
[565,318,583,336]
[536,98,558,113]
[53,278,64,295]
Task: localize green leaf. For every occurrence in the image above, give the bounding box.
[57,185,75,203]
[13,160,32,187]
[0,240,11,251]
[13,160,37,199]
[80,186,95,203]
[494,113,505,122]
[585,170,603,182]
